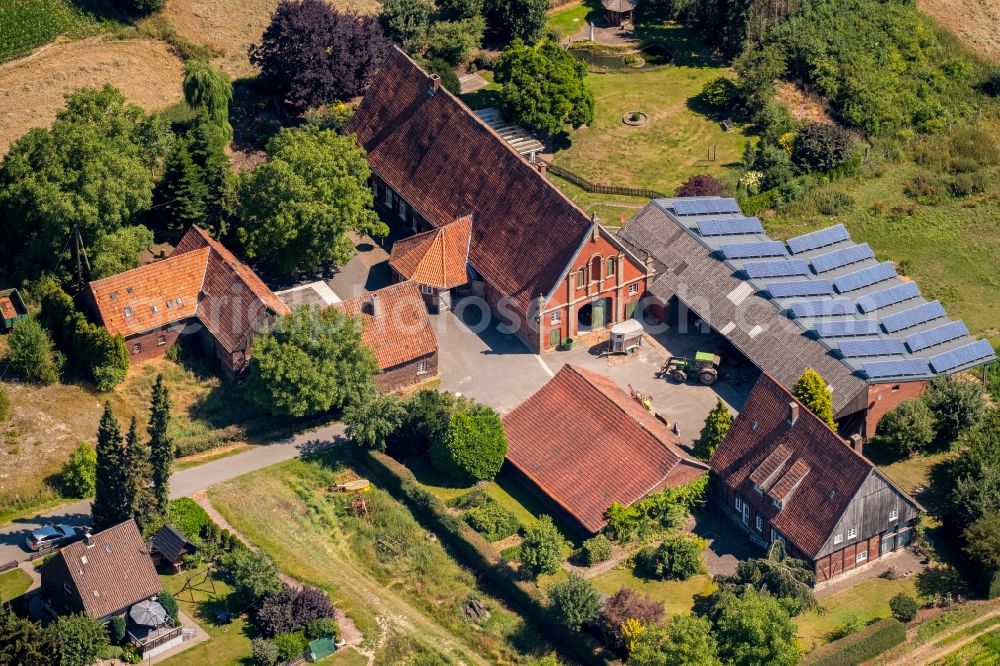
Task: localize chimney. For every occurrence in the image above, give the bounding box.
[788,401,799,426]
[370,293,382,318]
[645,252,655,277]
[536,160,547,177]
[849,434,863,456]
[591,213,600,242]
[428,74,441,95]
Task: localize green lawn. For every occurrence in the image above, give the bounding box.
[591,568,717,617]
[0,568,32,602]
[158,575,252,666]
[931,628,1000,665]
[546,1,601,39]
[0,0,122,62]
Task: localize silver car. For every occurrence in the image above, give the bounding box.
[25,524,77,551]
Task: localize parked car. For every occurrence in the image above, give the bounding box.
[25,525,77,551]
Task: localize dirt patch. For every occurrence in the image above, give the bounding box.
[162,0,380,77]
[918,0,1000,62]
[0,36,184,154]
[775,81,835,125]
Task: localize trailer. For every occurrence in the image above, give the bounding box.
[0,289,28,333]
[605,319,644,356]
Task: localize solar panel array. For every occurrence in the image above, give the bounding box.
[906,321,969,353]
[838,338,907,358]
[673,198,741,216]
[833,262,897,293]
[787,224,850,254]
[720,241,788,260]
[929,340,996,373]
[811,243,875,274]
[742,260,811,279]
[789,298,857,319]
[863,359,932,380]
[812,319,881,338]
[768,280,834,299]
[697,217,764,237]
[856,281,921,314]
[881,301,946,333]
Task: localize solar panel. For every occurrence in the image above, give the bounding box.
[863,359,932,380]
[743,260,811,279]
[767,280,834,298]
[856,281,921,313]
[838,338,907,358]
[720,241,788,260]
[789,298,856,319]
[928,339,996,374]
[881,301,946,333]
[906,321,970,353]
[673,198,742,216]
[811,243,876,274]
[787,224,851,254]
[833,262,897,293]
[812,319,881,338]
[697,217,764,236]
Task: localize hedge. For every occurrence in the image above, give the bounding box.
[354,447,607,665]
[800,617,906,666]
[168,498,213,540]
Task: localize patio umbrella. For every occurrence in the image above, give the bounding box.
[129,600,168,626]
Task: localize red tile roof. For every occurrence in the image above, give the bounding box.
[43,520,161,619]
[88,226,290,353]
[709,373,920,558]
[334,281,438,370]
[347,47,597,313]
[389,215,472,289]
[503,364,708,533]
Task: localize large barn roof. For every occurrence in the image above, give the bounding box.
[618,198,993,415]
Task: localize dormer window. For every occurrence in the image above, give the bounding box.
[772,498,782,510]
[126,287,134,294]
[109,291,118,300]
[753,484,763,495]
[165,300,173,309]
[175,297,184,305]
[151,304,158,313]
[123,307,133,318]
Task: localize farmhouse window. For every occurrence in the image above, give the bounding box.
[132,342,142,354]
[416,360,428,375]
[856,551,868,563]
[848,526,857,540]
[629,283,639,294]
[551,311,561,323]
[157,335,166,347]
[606,258,616,277]
[889,508,898,522]
[770,529,784,546]
[576,270,585,290]
[834,533,843,545]
[755,515,763,532]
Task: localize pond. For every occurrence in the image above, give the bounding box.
[568,43,673,71]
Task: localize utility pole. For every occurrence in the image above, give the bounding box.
[72,226,92,293]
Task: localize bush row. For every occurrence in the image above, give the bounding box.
[800,617,906,666]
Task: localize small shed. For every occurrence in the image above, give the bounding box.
[308,637,337,662]
[0,288,28,332]
[603,0,637,26]
[148,525,198,573]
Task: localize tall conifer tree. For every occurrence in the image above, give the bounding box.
[123,417,153,532]
[148,374,174,515]
[792,368,836,429]
[92,403,126,531]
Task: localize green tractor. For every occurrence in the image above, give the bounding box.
[659,351,721,386]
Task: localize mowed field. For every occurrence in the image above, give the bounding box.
[918,0,1000,62]
[0,36,183,153]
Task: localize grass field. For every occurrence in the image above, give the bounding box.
[0,568,32,602]
[158,575,252,666]
[931,628,1000,665]
[590,568,717,617]
[546,1,599,40]
[0,0,122,63]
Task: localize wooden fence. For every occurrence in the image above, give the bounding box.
[545,163,667,199]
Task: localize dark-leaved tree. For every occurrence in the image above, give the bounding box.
[692,398,733,461]
[123,417,155,534]
[484,0,548,43]
[148,374,174,516]
[675,174,726,198]
[791,123,856,173]
[92,403,127,532]
[250,0,390,112]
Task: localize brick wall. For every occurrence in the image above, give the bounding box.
[124,327,184,363]
[865,380,926,437]
[815,535,880,582]
[376,352,439,392]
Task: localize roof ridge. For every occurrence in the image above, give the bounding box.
[88,246,211,286]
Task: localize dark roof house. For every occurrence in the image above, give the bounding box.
[503,364,708,534]
[40,520,162,621]
[148,524,198,572]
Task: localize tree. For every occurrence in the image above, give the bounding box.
[924,375,985,445]
[963,513,1000,571]
[876,399,935,456]
[791,123,855,173]
[91,403,127,532]
[7,317,62,384]
[425,17,485,66]
[942,410,1000,530]
[889,593,918,623]
[437,0,484,21]
[113,0,164,13]
[122,417,154,533]
[387,390,468,459]
[46,614,108,666]
[0,603,56,666]
[692,398,733,460]
[582,534,614,566]
[494,40,594,138]
[305,617,340,641]
[251,638,280,666]
[548,573,601,631]
[148,374,174,515]
[159,591,179,624]
[484,0,548,43]
[637,535,706,581]
[247,306,379,417]
[708,589,800,666]
[675,174,726,198]
[700,76,737,110]
[160,138,209,230]
[429,403,507,482]
[792,368,835,429]
[219,548,282,601]
[182,60,233,137]
[379,0,434,50]
[0,85,170,282]
[108,616,126,644]
[519,515,565,578]
[60,444,96,498]
[237,127,387,275]
[714,541,816,617]
[426,58,462,95]
[88,225,154,280]
[599,587,665,651]
[250,0,390,111]
[343,391,405,451]
[628,614,722,666]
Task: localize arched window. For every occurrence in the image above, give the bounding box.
[576,269,585,289]
[606,257,617,277]
[590,256,602,281]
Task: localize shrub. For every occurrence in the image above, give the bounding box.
[169,498,213,540]
[158,591,179,624]
[792,368,835,429]
[791,124,856,172]
[8,316,62,384]
[429,403,507,482]
[219,548,282,602]
[700,76,737,109]
[815,191,854,216]
[60,443,97,498]
[305,617,340,641]
[799,618,905,666]
[0,385,9,422]
[980,67,1000,97]
[519,515,565,578]
[605,477,707,542]
[109,615,126,644]
[45,613,109,666]
[889,593,917,623]
[924,375,985,444]
[448,487,488,510]
[692,399,732,461]
[251,638,279,666]
[638,535,706,581]
[599,587,664,650]
[464,500,519,541]
[548,573,601,632]
[876,399,936,456]
[582,534,613,566]
[675,174,725,198]
[273,632,308,662]
[950,172,987,197]
[389,390,467,460]
[425,18,485,66]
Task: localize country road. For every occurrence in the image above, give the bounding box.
[0,421,346,565]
